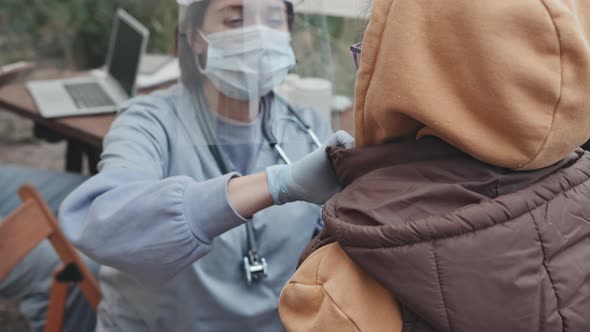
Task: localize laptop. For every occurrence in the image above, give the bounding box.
[27,9,149,118]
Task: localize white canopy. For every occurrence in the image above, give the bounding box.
[296,0,369,18]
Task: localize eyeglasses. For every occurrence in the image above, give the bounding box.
[350,42,362,69]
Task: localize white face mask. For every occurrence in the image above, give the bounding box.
[197,25,296,100]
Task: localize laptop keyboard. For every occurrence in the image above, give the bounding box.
[64,82,116,109]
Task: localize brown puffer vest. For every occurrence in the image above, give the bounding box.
[298,137,590,332]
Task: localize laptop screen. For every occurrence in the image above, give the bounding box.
[107,11,147,96]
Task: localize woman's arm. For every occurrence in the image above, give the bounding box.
[59,94,351,284]
[227,172,273,218]
[59,168,248,284]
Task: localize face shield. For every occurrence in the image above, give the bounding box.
[176,0,342,156]
[288,0,365,134]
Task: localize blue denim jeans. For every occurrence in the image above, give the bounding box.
[0,165,99,332]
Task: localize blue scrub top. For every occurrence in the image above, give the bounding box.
[59,85,332,331]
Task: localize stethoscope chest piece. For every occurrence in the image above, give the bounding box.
[243,252,268,285]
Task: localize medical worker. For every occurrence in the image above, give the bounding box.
[59,0,353,330]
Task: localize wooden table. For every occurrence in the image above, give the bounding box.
[0,81,114,174]
[0,64,178,174]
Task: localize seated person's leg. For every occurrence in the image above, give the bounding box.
[1,241,99,332]
[0,165,99,332]
[0,165,88,216]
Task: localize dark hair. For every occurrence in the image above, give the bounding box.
[177,0,295,94]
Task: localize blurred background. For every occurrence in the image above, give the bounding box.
[0,0,366,93]
[0,0,177,69]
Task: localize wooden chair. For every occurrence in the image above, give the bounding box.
[0,184,101,332]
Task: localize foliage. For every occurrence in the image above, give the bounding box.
[0,0,177,69]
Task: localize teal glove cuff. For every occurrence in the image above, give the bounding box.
[265,164,291,205]
[266,131,354,206]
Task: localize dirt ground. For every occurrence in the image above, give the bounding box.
[0,108,66,171]
[0,110,67,332]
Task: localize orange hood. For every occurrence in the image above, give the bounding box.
[355,0,590,170]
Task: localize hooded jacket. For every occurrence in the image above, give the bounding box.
[279,0,590,331]
[281,139,590,331]
[355,0,590,170]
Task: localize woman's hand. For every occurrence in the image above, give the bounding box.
[265,130,355,205]
[228,131,353,218]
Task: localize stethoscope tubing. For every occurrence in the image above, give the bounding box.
[193,90,322,283]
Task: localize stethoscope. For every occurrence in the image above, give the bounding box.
[193,91,321,284]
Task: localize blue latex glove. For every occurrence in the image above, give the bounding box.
[265,130,355,205]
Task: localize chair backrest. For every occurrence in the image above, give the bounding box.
[0,184,100,310]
